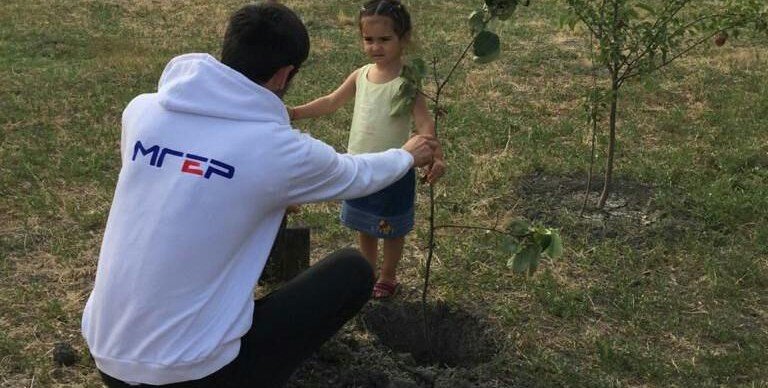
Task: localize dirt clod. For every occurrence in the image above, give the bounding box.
[53,342,77,366]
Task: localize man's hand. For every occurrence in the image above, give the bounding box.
[402,135,438,167]
[422,158,446,184]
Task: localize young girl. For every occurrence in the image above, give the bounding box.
[290,0,445,299]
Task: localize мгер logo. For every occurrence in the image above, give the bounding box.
[132,141,235,180]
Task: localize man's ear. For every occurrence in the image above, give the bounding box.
[264,65,295,92]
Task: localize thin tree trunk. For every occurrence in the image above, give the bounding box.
[580,99,598,215]
[598,79,619,208]
[598,0,622,209]
[421,184,435,353]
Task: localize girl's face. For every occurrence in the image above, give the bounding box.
[360,15,405,66]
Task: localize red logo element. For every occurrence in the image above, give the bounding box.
[181,159,204,176]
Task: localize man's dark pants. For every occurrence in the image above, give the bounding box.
[100,248,374,387]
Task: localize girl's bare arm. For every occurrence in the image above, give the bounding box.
[290,69,359,120]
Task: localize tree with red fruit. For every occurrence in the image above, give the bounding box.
[562,0,767,209]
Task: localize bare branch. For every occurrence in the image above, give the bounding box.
[621,21,740,83]
[620,1,690,73]
[433,224,507,234]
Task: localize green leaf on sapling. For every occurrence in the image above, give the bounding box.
[509,243,540,274]
[391,58,426,117]
[484,0,518,21]
[528,251,540,274]
[390,93,411,116]
[410,58,427,80]
[472,50,500,64]
[536,232,553,251]
[468,10,486,35]
[401,58,425,89]
[506,256,516,271]
[401,76,416,94]
[390,74,417,116]
[503,237,519,255]
[473,30,501,58]
[544,232,563,258]
[507,219,531,237]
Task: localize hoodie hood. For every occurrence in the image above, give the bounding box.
[157,53,288,123]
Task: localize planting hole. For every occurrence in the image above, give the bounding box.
[360,300,499,367]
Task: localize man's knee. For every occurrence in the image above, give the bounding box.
[332,247,374,291]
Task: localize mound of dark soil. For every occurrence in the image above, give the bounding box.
[360,300,499,368]
[514,171,701,247]
[517,171,654,224]
[286,296,513,388]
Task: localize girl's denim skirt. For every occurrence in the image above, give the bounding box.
[341,169,415,239]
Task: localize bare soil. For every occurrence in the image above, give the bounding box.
[515,171,700,248]
[287,290,515,388]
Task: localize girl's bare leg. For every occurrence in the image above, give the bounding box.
[380,236,405,284]
[358,232,379,275]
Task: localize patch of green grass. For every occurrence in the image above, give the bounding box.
[531,271,590,319]
[0,331,31,374]
[594,337,676,383]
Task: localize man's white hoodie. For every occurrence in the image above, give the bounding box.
[81,53,413,385]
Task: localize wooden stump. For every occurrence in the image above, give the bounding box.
[262,217,310,283]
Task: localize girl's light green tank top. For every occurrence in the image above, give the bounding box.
[347,64,411,155]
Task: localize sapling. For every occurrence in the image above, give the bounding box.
[391,0,563,346]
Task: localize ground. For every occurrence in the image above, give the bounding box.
[288,293,511,388]
[2,0,767,386]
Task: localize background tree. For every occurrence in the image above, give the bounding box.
[562,0,768,208]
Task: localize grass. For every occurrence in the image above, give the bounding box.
[1,0,767,386]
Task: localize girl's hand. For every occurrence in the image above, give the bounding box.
[287,106,296,121]
[423,158,446,184]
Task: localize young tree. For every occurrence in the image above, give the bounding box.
[562,0,768,208]
[393,0,562,315]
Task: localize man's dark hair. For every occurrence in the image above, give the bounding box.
[221,2,310,85]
